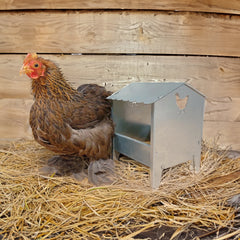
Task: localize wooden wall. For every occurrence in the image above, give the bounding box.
[0,1,240,150]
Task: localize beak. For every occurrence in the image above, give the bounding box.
[20,64,33,75]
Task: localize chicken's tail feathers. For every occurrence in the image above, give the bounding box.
[77,84,112,98]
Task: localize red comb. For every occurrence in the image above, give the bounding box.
[23,53,38,64]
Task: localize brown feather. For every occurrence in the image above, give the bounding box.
[29,57,114,160]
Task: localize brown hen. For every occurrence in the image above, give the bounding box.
[20,53,114,185]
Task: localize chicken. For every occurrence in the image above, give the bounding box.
[20,53,114,185]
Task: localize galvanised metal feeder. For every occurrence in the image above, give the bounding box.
[108,82,205,188]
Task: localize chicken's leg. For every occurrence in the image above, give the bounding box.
[88,159,115,186]
[39,155,88,181]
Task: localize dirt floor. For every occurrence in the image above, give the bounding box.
[134,221,240,239]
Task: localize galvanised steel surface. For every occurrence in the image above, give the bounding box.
[108,82,205,188]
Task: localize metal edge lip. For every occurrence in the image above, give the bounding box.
[107,82,189,103]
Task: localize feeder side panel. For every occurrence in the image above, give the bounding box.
[150,85,204,187]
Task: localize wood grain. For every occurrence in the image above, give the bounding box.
[0,98,33,141]
[0,55,32,99]
[205,97,240,122]
[1,0,240,14]
[203,121,240,150]
[0,11,240,56]
[2,54,240,99]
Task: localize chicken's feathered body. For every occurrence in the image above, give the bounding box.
[21,53,114,185]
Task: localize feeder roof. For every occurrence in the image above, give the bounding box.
[107,82,203,104]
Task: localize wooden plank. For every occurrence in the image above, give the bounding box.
[0,98,239,150]
[203,121,240,150]
[1,0,240,15]
[1,11,240,56]
[0,98,33,141]
[205,97,240,122]
[2,54,240,100]
[0,55,32,99]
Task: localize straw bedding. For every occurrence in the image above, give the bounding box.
[0,140,239,239]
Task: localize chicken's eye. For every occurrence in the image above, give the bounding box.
[34,63,39,68]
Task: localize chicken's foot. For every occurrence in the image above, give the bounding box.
[39,155,88,181]
[88,159,115,186]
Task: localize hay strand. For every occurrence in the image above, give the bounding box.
[0,140,239,239]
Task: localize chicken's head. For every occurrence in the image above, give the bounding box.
[20,53,46,79]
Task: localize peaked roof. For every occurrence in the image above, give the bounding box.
[107,82,202,104]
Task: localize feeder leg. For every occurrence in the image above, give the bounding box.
[191,155,200,172]
[151,165,163,189]
[113,150,120,161]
